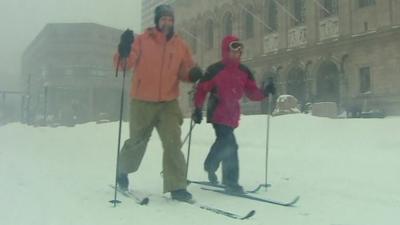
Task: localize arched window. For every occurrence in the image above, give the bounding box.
[223,12,233,36]
[320,0,338,18]
[265,0,278,32]
[287,66,306,103]
[206,20,214,49]
[316,61,340,102]
[244,5,254,39]
[293,0,306,26]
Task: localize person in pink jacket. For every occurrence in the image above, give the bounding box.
[192,35,276,193]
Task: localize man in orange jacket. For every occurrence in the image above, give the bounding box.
[114,4,202,202]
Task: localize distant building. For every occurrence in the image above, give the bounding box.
[22,23,126,125]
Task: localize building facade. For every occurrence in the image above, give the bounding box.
[143,0,400,116]
[22,23,126,125]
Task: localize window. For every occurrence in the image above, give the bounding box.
[359,0,376,8]
[265,0,278,33]
[359,67,371,93]
[364,22,369,32]
[223,12,233,36]
[206,20,214,49]
[191,27,197,54]
[244,5,254,39]
[293,0,306,26]
[320,0,338,18]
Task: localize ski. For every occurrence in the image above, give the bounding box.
[188,180,225,188]
[188,180,265,193]
[200,187,300,207]
[247,184,271,193]
[109,184,255,219]
[188,201,255,220]
[166,197,255,220]
[109,185,150,205]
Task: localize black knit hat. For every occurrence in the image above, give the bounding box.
[154,4,175,27]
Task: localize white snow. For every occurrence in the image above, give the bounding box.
[1,114,400,225]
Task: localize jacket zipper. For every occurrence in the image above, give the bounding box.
[168,52,173,69]
[159,43,167,101]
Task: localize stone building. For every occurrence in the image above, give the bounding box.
[22,23,126,125]
[142,0,400,116]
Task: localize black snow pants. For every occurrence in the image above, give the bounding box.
[204,123,239,186]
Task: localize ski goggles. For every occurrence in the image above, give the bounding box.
[229,41,244,52]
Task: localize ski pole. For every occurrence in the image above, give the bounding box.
[265,93,273,190]
[181,121,196,149]
[185,119,195,179]
[110,57,127,207]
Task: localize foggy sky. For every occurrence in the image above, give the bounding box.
[0,0,142,90]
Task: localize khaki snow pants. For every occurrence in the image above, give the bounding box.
[118,99,187,193]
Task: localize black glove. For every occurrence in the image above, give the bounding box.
[188,66,203,83]
[118,29,134,58]
[264,79,276,96]
[192,108,203,124]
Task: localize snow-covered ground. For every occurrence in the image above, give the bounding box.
[1,114,399,225]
